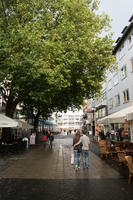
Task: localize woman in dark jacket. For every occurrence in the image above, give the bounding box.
[73,131,81,170]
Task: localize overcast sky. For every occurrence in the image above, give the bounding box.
[99,0,133,40]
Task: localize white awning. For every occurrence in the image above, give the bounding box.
[97,105,133,125]
[0,114,18,128]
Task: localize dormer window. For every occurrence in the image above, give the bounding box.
[119,44,125,59]
[128,33,133,49]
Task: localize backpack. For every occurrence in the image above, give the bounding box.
[49,135,54,141]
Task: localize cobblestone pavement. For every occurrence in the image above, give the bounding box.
[0,135,133,200]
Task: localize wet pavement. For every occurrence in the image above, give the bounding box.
[0,134,133,200]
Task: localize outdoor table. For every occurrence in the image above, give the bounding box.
[0,143,14,153]
[124,149,133,156]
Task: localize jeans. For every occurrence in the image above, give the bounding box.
[82,150,89,168]
[74,150,80,167]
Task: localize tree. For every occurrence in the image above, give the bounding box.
[0,0,115,140]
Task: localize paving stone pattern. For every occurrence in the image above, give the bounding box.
[0,135,132,200]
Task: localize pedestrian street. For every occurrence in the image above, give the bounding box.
[0,135,133,200]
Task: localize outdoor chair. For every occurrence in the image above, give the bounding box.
[99,140,110,160]
[125,156,133,184]
[115,147,126,166]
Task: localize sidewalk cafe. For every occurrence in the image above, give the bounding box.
[0,114,33,153]
[97,105,133,143]
[96,105,133,184]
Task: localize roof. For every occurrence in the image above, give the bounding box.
[113,22,133,54]
[129,15,133,22]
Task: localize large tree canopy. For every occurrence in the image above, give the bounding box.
[0,0,115,120]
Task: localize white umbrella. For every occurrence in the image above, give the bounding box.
[0,114,18,128]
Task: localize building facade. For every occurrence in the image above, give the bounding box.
[56,108,83,131]
[94,15,133,141]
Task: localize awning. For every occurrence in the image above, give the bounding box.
[17,120,33,129]
[0,114,18,128]
[43,120,57,125]
[127,112,133,121]
[97,105,133,125]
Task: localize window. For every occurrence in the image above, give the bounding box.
[128,33,133,47]
[121,65,127,79]
[101,92,106,101]
[123,89,129,103]
[119,44,125,59]
[98,110,102,118]
[102,82,106,92]
[115,95,120,107]
[128,35,132,44]
[130,59,133,72]
[109,98,113,110]
[113,73,119,85]
[108,79,113,90]
[101,107,106,117]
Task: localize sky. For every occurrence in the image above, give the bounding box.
[99,0,133,41]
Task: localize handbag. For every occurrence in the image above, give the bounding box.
[71,151,74,165]
[43,135,47,141]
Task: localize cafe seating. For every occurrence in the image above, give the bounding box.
[115,147,126,166]
[99,140,111,160]
[125,156,133,184]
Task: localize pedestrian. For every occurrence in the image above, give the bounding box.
[111,129,115,140]
[73,130,81,170]
[22,136,29,149]
[80,131,90,169]
[47,130,54,149]
[117,127,124,141]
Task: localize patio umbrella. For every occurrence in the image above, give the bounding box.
[0,114,18,128]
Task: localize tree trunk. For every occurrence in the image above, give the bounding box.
[33,115,39,134]
[5,99,17,118]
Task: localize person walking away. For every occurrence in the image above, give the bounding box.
[80,131,90,169]
[73,131,81,170]
[47,131,54,149]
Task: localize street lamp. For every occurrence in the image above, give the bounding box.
[91,107,96,137]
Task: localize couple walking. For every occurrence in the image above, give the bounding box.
[73,130,90,170]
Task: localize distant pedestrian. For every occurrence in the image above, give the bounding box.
[111,129,115,140]
[80,131,90,169]
[47,131,54,149]
[117,127,124,141]
[73,130,81,170]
